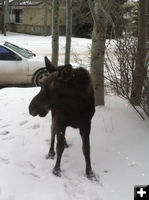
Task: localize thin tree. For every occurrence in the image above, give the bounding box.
[44,0,48,36]
[1,0,4,34]
[51,0,59,66]
[65,0,72,65]
[87,0,109,105]
[2,0,9,36]
[130,0,148,105]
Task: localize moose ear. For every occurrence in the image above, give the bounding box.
[44,56,57,73]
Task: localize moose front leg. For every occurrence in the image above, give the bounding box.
[79,121,95,179]
[53,129,66,177]
[47,131,68,161]
[46,123,56,159]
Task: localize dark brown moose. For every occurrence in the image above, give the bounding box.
[29,56,95,179]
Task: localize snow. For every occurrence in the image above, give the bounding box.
[0,32,92,67]
[0,32,149,200]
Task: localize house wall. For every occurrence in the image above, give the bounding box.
[23,6,66,26]
[8,5,66,36]
[23,7,51,26]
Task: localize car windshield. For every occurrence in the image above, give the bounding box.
[4,42,35,58]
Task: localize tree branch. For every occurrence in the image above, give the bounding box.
[87,0,97,23]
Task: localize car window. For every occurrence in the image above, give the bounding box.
[4,42,35,58]
[0,46,19,61]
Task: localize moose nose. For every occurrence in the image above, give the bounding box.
[29,109,37,117]
[29,103,37,117]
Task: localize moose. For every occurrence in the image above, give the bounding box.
[29,56,95,179]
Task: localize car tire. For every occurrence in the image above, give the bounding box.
[33,68,49,86]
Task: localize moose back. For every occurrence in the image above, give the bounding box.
[29,56,95,179]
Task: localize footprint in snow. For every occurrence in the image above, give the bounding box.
[0,130,9,136]
[0,124,10,128]
[15,161,36,171]
[31,124,40,130]
[0,157,9,164]
[27,161,36,169]
[63,174,102,200]
[27,124,40,130]
[19,120,28,126]
[22,171,40,179]
[1,136,14,141]
[103,170,109,174]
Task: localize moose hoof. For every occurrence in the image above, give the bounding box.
[86,170,98,182]
[53,167,61,177]
[46,151,55,159]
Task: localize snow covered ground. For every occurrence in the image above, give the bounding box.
[0,32,149,200]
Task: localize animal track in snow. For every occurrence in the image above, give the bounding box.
[0,124,10,128]
[103,170,109,174]
[0,130,9,136]
[19,120,28,126]
[27,161,36,169]
[63,175,102,200]
[0,121,13,129]
[31,124,40,130]
[22,171,40,179]
[0,157,9,164]
[15,161,36,169]
[1,136,14,141]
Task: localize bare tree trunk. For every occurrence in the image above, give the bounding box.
[88,0,107,105]
[91,24,106,105]
[130,0,147,105]
[2,0,9,36]
[146,0,149,38]
[1,0,4,34]
[44,0,48,36]
[51,0,59,66]
[65,0,72,65]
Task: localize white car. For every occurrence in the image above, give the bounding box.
[0,40,49,86]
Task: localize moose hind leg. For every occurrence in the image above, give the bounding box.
[79,121,95,179]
